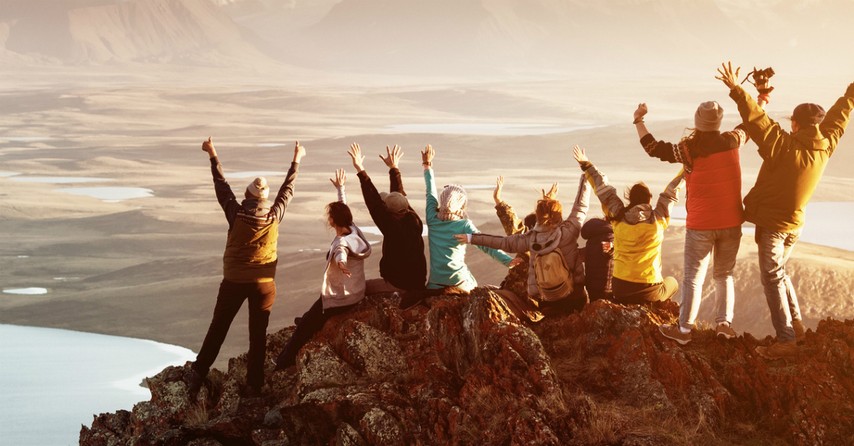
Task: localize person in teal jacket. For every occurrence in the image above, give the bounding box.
[420,144,513,294]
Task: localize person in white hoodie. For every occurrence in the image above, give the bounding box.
[275,169,371,369]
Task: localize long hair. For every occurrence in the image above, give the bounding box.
[608,182,651,222]
[535,199,563,227]
[326,201,353,229]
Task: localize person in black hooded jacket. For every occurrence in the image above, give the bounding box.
[581,218,614,302]
[347,143,427,305]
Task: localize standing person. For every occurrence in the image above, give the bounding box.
[574,145,685,305]
[189,138,305,398]
[421,144,513,293]
[275,169,372,369]
[346,143,426,308]
[716,62,854,359]
[580,218,614,302]
[456,159,591,315]
[634,101,750,344]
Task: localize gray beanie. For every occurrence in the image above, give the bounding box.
[379,191,410,214]
[695,101,723,132]
[245,177,270,199]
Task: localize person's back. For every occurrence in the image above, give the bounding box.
[580,218,613,302]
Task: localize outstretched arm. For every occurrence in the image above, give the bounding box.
[351,143,394,232]
[270,141,305,222]
[493,176,526,235]
[633,103,651,139]
[717,61,789,161]
[203,137,239,224]
[380,145,407,195]
[562,173,590,232]
[573,145,624,219]
[422,145,440,223]
[654,169,686,224]
[466,222,514,266]
[819,82,854,155]
[330,168,346,203]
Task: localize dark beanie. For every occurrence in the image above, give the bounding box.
[628,183,652,206]
[791,103,826,126]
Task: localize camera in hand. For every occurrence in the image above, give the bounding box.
[742,66,775,94]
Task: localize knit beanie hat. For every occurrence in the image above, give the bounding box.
[245,177,270,199]
[379,191,410,214]
[438,184,468,221]
[791,103,826,126]
[695,101,724,132]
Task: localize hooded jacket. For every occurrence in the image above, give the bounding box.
[582,162,684,284]
[211,157,299,283]
[729,83,854,232]
[357,168,426,290]
[471,175,590,299]
[321,224,372,309]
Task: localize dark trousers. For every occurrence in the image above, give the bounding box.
[539,286,588,317]
[276,297,355,368]
[194,279,276,389]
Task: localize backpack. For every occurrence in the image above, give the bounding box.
[534,249,573,301]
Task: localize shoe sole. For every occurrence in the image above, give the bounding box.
[716,331,736,339]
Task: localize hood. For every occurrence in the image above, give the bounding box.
[623,204,653,224]
[793,125,832,152]
[528,225,562,255]
[339,224,372,259]
[240,198,271,216]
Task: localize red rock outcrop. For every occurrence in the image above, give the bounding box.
[80,289,854,445]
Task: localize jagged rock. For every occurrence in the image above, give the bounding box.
[82,290,854,445]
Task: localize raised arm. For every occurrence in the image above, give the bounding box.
[351,143,394,232]
[653,169,686,224]
[269,141,305,222]
[717,61,789,161]
[422,145,440,223]
[573,145,624,219]
[330,168,346,204]
[380,145,407,195]
[819,82,854,155]
[202,137,240,224]
[562,173,590,232]
[493,176,526,235]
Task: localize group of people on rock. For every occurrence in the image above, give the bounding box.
[186,62,854,397]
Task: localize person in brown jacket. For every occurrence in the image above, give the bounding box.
[189,138,305,397]
[717,62,854,359]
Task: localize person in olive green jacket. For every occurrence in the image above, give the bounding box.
[717,62,854,359]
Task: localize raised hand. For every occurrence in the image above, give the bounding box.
[421,144,434,167]
[348,143,365,172]
[201,137,216,157]
[542,183,558,200]
[715,61,741,89]
[493,176,504,205]
[379,144,403,169]
[293,141,306,163]
[634,103,648,122]
[572,144,588,164]
[329,168,346,188]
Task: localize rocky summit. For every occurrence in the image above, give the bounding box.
[80,289,854,445]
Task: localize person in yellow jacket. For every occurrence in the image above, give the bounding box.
[573,145,684,304]
[717,62,854,359]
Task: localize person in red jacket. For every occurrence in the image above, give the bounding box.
[633,101,750,345]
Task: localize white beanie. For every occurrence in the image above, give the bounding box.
[245,177,270,199]
[438,184,468,221]
[695,101,723,132]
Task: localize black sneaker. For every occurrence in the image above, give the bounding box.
[398,291,424,310]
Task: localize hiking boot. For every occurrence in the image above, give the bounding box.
[659,324,692,345]
[756,341,797,360]
[398,291,424,310]
[186,368,205,399]
[715,322,737,339]
[792,319,806,340]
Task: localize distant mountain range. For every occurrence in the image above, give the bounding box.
[1,0,852,76]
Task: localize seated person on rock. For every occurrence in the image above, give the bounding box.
[573,145,684,305]
[580,217,615,303]
[275,169,371,370]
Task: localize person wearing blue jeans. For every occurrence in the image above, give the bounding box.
[756,227,802,342]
